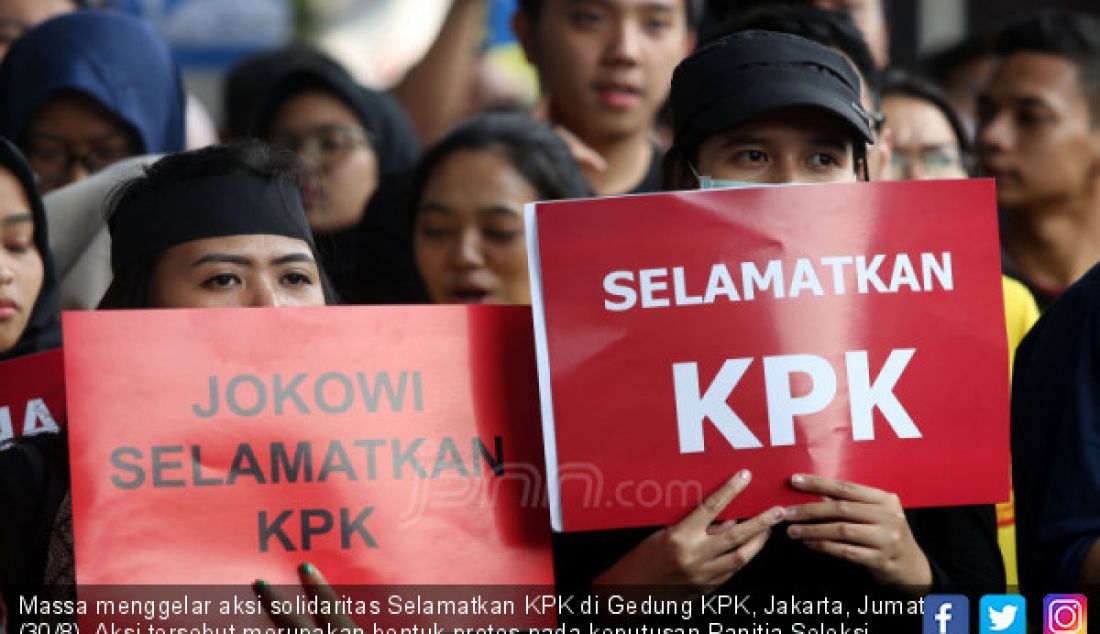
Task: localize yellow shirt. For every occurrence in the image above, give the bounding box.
[998,276,1041,586]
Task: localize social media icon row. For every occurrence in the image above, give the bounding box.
[922,594,1087,634]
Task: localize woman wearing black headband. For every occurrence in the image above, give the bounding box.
[30,142,334,597]
[99,142,337,310]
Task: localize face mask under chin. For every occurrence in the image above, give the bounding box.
[696,175,798,190]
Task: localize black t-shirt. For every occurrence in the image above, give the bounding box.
[552,504,1004,628]
[1002,251,1060,312]
[626,144,665,195]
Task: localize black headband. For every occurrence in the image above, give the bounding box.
[109,172,315,274]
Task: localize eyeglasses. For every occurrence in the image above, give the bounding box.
[888,147,967,179]
[268,125,371,166]
[25,133,137,186]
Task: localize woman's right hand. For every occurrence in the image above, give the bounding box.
[592,469,785,600]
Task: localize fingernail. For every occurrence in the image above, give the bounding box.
[770,507,786,523]
[300,562,317,575]
[737,469,751,481]
[787,525,802,538]
[791,474,806,485]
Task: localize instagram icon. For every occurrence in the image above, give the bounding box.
[1045,595,1087,634]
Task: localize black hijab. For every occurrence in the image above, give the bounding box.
[227,46,425,303]
[0,138,65,622]
[0,136,60,361]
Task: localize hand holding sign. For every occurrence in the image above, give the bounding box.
[255,563,357,632]
[528,181,1010,531]
[593,470,786,600]
[784,474,932,590]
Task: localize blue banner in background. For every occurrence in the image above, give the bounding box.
[115,0,292,69]
[488,0,518,47]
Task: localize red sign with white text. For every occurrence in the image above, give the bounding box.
[528,180,1010,532]
[0,348,64,443]
[63,307,553,590]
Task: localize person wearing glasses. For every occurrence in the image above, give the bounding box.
[242,47,423,303]
[0,11,184,194]
[879,68,1041,590]
[880,70,971,181]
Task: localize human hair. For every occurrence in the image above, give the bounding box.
[518,0,703,30]
[922,30,995,86]
[994,9,1100,124]
[881,69,974,175]
[702,5,880,107]
[98,141,339,309]
[704,0,891,30]
[407,112,592,222]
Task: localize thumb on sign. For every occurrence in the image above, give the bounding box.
[593,470,786,601]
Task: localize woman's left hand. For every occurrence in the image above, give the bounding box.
[254,563,358,631]
[783,474,932,590]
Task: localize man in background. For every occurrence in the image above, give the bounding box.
[513,0,697,195]
[977,10,1100,310]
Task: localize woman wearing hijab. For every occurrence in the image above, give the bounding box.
[0,10,185,194]
[0,136,64,629]
[226,46,422,304]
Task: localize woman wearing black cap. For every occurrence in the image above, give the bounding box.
[556,30,1003,605]
[663,30,876,189]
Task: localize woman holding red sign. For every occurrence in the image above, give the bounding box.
[0,135,65,630]
[3,142,335,619]
[551,30,1003,608]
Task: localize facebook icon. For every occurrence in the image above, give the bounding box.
[925,595,970,634]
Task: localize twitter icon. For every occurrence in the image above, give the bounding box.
[981,595,1026,634]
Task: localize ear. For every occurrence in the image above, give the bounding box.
[1087,129,1100,181]
[683,28,697,58]
[874,123,895,181]
[512,11,539,66]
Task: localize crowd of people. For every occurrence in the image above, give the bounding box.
[1,0,1099,628]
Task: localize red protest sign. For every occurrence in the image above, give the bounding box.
[528,179,1010,533]
[63,306,553,586]
[0,348,64,443]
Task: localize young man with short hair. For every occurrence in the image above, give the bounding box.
[704,0,889,68]
[513,0,697,195]
[977,10,1100,310]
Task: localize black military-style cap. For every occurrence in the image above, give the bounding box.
[670,30,874,153]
